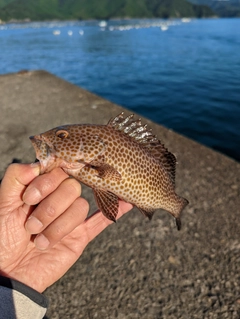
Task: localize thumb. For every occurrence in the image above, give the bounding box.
[0,163,40,211]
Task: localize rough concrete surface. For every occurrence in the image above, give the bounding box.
[0,70,239,319]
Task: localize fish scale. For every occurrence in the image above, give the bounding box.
[30,112,188,230]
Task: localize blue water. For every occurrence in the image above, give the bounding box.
[0,18,240,161]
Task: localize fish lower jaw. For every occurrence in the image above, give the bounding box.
[38,156,58,174]
[38,156,65,174]
[39,156,85,174]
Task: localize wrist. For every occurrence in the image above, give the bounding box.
[0,275,48,305]
[0,275,48,318]
[0,269,46,293]
[0,275,48,309]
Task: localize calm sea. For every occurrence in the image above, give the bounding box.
[0,18,239,161]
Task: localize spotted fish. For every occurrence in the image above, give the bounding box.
[30,113,188,230]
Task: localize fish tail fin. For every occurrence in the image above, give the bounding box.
[169,196,189,231]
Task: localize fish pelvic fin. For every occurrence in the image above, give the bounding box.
[138,207,156,220]
[93,188,119,222]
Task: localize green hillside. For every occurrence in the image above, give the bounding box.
[0,0,215,22]
[0,0,14,8]
[189,0,240,17]
[0,0,64,20]
[144,0,214,18]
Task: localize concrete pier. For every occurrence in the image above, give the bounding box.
[0,71,239,319]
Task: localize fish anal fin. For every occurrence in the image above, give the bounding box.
[93,189,119,222]
[138,207,156,220]
[167,196,189,231]
[175,218,181,231]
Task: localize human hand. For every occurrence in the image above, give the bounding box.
[0,163,132,293]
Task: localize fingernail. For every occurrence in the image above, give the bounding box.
[30,162,41,176]
[23,187,41,205]
[25,216,43,234]
[34,234,50,250]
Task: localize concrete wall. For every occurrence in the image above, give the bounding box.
[0,71,239,318]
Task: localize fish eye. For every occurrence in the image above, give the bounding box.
[56,130,69,139]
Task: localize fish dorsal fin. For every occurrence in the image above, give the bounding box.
[108,112,176,184]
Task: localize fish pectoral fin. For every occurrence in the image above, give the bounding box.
[138,207,156,220]
[92,162,121,181]
[93,189,119,222]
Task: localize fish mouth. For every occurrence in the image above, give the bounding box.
[29,135,52,157]
[29,135,84,174]
[29,135,55,174]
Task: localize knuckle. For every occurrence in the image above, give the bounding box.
[54,223,65,237]
[5,163,21,181]
[64,178,81,196]
[80,198,89,213]
[75,197,89,216]
[5,163,17,175]
[37,169,68,196]
[44,204,56,219]
[40,178,55,195]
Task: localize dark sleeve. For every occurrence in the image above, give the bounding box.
[0,275,48,319]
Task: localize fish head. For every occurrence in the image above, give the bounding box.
[29,125,88,174]
[30,125,106,174]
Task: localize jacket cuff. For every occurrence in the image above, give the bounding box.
[0,275,48,319]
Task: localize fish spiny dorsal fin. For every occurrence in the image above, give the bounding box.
[108,112,176,184]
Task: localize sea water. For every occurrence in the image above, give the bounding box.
[0,18,239,161]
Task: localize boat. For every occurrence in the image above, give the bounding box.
[99,20,107,28]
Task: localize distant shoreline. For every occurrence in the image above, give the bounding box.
[0,15,222,26]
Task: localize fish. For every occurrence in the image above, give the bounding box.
[30,112,188,230]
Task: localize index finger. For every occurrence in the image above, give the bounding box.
[22,167,70,205]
